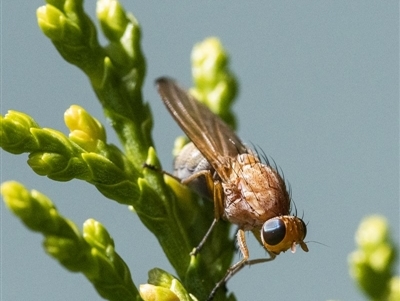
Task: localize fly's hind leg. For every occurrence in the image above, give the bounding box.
[182,170,225,256]
[142,162,182,182]
[190,218,219,256]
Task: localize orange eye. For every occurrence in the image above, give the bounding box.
[262,218,286,246]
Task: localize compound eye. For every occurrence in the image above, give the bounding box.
[262,218,286,246]
[300,219,307,239]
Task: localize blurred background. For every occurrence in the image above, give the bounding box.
[2,1,398,300]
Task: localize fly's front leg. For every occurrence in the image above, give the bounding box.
[182,170,225,256]
[207,229,277,301]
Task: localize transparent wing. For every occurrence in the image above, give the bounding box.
[156,77,248,170]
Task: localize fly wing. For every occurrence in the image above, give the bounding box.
[156,77,248,171]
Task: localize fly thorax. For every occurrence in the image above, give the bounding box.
[222,153,291,229]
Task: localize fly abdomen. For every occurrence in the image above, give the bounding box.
[174,142,213,198]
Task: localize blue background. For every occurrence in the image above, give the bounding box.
[2,1,399,300]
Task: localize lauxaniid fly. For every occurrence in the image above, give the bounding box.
[156,77,308,300]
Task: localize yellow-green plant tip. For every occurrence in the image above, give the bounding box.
[28,152,90,182]
[37,4,81,42]
[83,218,115,251]
[388,276,400,301]
[1,181,32,212]
[369,243,395,272]
[1,182,60,231]
[97,0,143,74]
[122,15,141,57]
[146,268,192,301]
[1,181,82,238]
[3,110,40,129]
[139,284,180,301]
[38,0,105,82]
[145,146,160,168]
[349,215,397,300]
[98,56,117,90]
[97,0,129,41]
[356,215,389,248]
[190,37,238,129]
[0,111,40,154]
[37,5,63,36]
[191,37,227,82]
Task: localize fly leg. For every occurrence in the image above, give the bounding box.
[207,229,276,301]
[207,229,249,301]
[190,188,225,255]
[190,218,218,256]
[142,162,182,182]
[181,170,225,256]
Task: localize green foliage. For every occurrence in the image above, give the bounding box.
[1,0,237,300]
[190,37,238,130]
[1,108,138,204]
[1,181,139,301]
[3,1,397,301]
[349,215,399,301]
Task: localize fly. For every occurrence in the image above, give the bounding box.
[156,77,308,300]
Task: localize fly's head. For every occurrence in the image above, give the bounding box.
[260,215,308,255]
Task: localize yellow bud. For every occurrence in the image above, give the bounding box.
[64,105,106,151]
